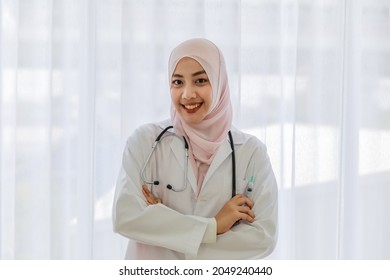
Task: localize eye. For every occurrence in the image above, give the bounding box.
[171,79,183,87]
[195,78,208,85]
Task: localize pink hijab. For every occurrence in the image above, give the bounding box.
[169,38,233,194]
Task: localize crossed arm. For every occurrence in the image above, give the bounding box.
[141,184,255,235]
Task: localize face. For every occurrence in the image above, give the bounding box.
[170,57,212,125]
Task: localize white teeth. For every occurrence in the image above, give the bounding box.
[184,104,201,110]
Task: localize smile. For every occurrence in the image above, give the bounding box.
[183,103,201,110]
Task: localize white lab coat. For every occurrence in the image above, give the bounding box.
[112,120,278,259]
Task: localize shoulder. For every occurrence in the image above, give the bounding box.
[130,119,172,138]
[126,119,173,147]
[231,127,267,156]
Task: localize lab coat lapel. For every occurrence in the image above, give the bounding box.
[169,137,197,193]
[202,140,232,187]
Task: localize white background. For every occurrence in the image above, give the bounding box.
[0,0,389,259]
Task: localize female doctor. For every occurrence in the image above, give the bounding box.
[112,38,278,259]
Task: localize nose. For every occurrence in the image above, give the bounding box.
[182,84,196,100]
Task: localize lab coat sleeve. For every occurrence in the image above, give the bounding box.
[187,139,278,259]
[112,125,216,256]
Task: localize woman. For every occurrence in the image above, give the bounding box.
[112,38,278,259]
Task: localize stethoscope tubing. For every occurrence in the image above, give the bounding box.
[140,126,236,197]
[228,130,236,198]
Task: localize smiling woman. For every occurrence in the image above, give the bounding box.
[112,38,278,260]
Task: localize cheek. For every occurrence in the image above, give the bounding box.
[170,89,181,106]
[201,87,213,108]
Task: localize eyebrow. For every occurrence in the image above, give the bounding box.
[172,70,207,78]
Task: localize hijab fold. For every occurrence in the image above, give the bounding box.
[169,38,233,195]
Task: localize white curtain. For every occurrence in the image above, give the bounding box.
[0,0,389,259]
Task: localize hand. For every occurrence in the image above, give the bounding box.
[214,194,255,234]
[142,184,162,205]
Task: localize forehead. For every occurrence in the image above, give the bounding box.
[173,57,206,75]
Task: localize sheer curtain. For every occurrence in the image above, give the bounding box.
[0,0,389,259]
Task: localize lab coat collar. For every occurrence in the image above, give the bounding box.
[159,119,246,193]
[157,119,175,132]
[168,135,198,193]
[201,139,232,188]
[167,136,234,196]
[197,128,246,189]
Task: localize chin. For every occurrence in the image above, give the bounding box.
[184,114,206,124]
[182,118,200,125]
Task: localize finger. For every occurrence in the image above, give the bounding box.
[232,195,254,209]
[145,197,157,205]
[142,190,153,203]
[142,185,163,205]
[243,198,254,209]
[142,185,153,199]
[146,196,156,204]
[142,184,152,193]
[146,197,157,204]
[239,212,255,223]
[142,185,156,204]
[238,205,255,219]
[142,184,150,195]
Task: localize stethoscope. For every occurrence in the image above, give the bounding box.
[140,126,237,198]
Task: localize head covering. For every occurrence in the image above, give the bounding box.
[169,38,233,194]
